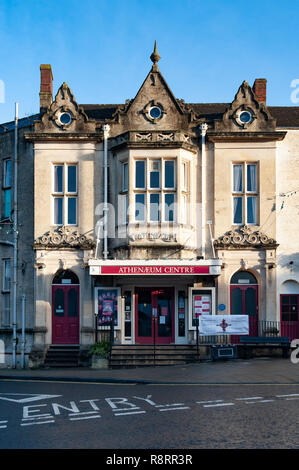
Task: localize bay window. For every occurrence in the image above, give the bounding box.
[133,158,177,223]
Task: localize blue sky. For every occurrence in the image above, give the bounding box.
[0,0,298,123]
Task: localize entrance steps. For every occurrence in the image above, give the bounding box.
[44,345,80,368]
[110,344,199,368]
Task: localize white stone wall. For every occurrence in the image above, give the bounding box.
[276,129,299,306]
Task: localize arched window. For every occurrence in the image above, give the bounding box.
[52,269,79,285]
[231,271,257,285]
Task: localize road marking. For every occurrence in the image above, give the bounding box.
[245,400,274,404]
[196,400,223,404]
[235,397,264,401]
[112,407,140,412]
[69,415,101,421]
[21,420,55,426]
[0,393,62,404]
[22,415,53,421]
[68,411,99,417]
[203,403,234,408]
[159,407,190,412]
[114,411,146,416]
[276,394,299,398]
[155,403,185,408]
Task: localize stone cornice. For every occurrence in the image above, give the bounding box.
[207,131,286,142]
[24,132,103,142]
[214,225,278,250]
[109,130,197,152]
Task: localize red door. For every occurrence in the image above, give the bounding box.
[280,295,299,341]
[52,285,80,344]
[230,285,258,343]
[135,287,174,344]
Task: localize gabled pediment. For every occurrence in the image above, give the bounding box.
[35,82,96,133]
[114,42,194,131]
[214,80,276,132]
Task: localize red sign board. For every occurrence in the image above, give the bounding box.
[99,265,210,275]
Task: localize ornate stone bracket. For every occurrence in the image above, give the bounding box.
[34,226,95,250]
[214,225,278,250]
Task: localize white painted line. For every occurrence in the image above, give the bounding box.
[203,403,234,408]
[196,400,223,404]
[276,394,299,398]
[155,403,184,408]
[0,426,7,429]
[69,415,101,421]
[245,400,274,404]
[21,420,55,426]
[285,398,299,401]
[22,415,53,421]
[68,411,98,417]
[159,407,190,412]
[114,411,146,416]
[0,421,7,424]
[236,397,263,401]
[0,393,61,403]
[112,407,140,412]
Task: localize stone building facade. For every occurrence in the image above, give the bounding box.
[0,44,298,367]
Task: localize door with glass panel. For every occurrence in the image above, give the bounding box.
[52,284,80,344]
[230,271,258,343]
[135,287,174,344]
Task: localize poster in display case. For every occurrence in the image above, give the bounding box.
[95,287,120,328]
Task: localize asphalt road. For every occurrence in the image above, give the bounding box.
[0,378,299,451]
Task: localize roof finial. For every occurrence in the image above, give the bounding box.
[150,40,160,71]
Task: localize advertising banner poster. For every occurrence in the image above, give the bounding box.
[199,315,249,336]
[193,295,211,319]
[98,288,118,326]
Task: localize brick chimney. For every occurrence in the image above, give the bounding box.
[253,78,267,103]
[39,64,53,111]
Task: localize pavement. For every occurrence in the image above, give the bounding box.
[1,357,299,384]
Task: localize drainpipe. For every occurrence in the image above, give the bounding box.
[200,123,208,259]
[21,294,25,368]
[12,102,18,368]
[103,124,110,260]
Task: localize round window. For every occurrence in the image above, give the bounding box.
[149,106,162,119]
[59,112,72,125]
[239,111,252,124]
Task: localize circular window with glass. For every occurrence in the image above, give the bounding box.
[239,110,252,124]
[149,106,162,120]
[59,112,72,126]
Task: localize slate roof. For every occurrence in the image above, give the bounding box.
[1,105,299,131]
[80,103,299,128]
[0,114,39,133]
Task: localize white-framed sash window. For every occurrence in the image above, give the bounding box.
[232,163,258,225]
[53,164,78,226]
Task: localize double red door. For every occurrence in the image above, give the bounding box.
[52,285,80,344]
[230,285,258,342]
[135,287,174,344]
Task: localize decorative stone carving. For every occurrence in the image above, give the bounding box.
[34,82,96,134]
[157,132,174,142]
[214,225,278,249]
[214,80,276,133]
[34,226,95,250]
[135,132,152,142]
